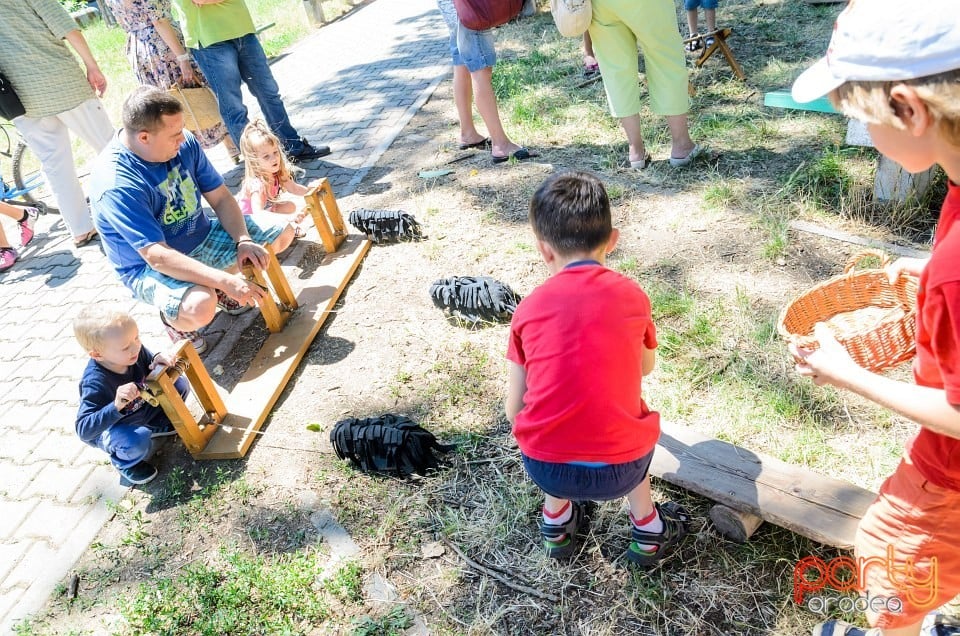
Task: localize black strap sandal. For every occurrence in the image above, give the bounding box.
[685,34,702,53]
[626,501,690,566]
[540,502,586,559]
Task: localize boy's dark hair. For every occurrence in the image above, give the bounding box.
[529,171,611,255]
[122,86,183,133]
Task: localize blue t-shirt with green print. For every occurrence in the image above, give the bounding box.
[91,130,224,288]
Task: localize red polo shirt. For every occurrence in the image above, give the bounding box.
[507,263,660,464]
[908,181,960,491]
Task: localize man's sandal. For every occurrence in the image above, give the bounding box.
[540,502,587,559]
[626,501,690,566]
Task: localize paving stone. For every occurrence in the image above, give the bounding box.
[2,540,55,590]
[14,499,89,545]
[0,499,40,542]
[0,430,47,461]
[0,585,26,632]
[71,465,124,506]
[21,458,92,502]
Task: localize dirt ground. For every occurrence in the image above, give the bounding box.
[27,9,942,633]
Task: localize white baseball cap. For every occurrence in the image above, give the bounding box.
[791,0,960,104]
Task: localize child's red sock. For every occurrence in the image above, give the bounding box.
[543,501,572,542]
[630,508,663,554]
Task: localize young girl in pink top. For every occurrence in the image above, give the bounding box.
[237,120,309,237]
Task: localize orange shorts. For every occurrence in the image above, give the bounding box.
[855,456,960,629]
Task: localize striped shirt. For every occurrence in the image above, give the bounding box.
[0,0,95,118]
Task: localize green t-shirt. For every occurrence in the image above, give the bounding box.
[171,0,256,49]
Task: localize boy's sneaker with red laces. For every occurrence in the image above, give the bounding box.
[0,247,18,272]
[159,312,207,354]
[216,289,251,315]
[18,207,38,247]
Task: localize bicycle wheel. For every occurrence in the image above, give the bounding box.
[12,141,59,214]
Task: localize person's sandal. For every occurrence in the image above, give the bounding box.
[630,154,652,170]
[685,33,702,52]
[540,502,586,559]
[626,501,690,566]
[73,229,99,247]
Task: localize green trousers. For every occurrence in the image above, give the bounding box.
[588,0,689,117]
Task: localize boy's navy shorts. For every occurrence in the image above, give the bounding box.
[521,449,655,501]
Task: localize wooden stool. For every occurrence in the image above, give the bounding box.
[140,339,226,458]
[303,178,347,253]
[685,28,745,81]
[241,244,298,334]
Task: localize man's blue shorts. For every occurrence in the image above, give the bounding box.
[684,0,718,10]
[521,449,655,501]
[437,0,497,72]
[130,214,284,321]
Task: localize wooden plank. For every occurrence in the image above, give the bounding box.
[789,220,930,259]
[650,421,877,548]
[764,91,838,114]
[196,234,371,459]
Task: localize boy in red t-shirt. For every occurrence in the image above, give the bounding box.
[505,170,689,563]
[790,1,960,634]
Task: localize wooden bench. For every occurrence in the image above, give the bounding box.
[650,421,877,548]
[140,178,370,460]
[764,90,937,203]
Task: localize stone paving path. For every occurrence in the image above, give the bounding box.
[0,1,448,630]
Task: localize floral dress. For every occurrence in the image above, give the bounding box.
[104,0,228,149]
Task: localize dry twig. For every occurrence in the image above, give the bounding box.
[440,536,559,603]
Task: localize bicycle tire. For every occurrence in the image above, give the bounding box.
[12,141,59,214]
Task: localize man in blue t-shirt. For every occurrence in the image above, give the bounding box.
[90,86,295,352]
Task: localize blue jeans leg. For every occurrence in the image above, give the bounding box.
[193,37,304,154]
[191,41,249,149]
[98,425,153,470]
[234,34,304,153]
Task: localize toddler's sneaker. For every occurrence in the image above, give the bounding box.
[540,501,586,559]
[18,207,38,247]
[0,247,18,273]
[216,289,251,315]
[626,501,690,566]
[159,312,207,354]
[119,460,158,486]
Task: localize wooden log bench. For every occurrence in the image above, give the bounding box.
[650,420,877,548]
[764,90,936,203]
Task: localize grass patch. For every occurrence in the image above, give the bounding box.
[119,548,329,635]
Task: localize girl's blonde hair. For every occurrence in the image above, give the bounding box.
[239,120,294,196]
[830,69,960,147]
[73,306,138,352]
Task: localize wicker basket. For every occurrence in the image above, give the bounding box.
[167,85,223,133]
[777,249,919,372]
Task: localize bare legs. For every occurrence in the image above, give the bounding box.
[583,31,598,71]
[542,476,655,523]
[166,224,296,332]
[451,63,522,159]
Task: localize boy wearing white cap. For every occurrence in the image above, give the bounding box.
[790,1,960,635]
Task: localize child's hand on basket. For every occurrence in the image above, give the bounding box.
[790,323,863,388]
[884,257,929,284]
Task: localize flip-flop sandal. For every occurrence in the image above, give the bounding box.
[491,147,540,165]
[626,501,690,566]
[629,154,652,170]
[668,144,705,167]
[459,138,492,150]
[540,502,587,559]
[73,229,99,247]
[583,62,600,77]
[294,225,307,239]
